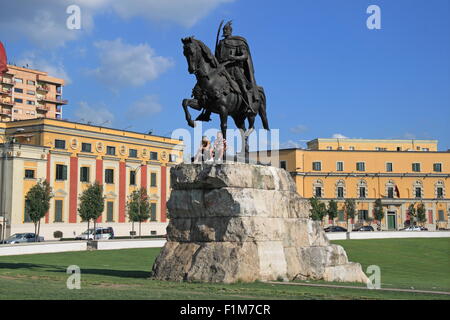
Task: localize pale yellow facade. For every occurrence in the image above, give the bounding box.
[270,139,450,230]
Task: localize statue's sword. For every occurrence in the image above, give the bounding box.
[215,20,224,56]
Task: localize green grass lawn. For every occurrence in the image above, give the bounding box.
[0,238,448,300]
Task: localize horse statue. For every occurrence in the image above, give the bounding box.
[181,36,269,156]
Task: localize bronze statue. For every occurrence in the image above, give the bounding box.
[181,21,269,157]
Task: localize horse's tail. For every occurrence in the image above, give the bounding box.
[258,86,269,130]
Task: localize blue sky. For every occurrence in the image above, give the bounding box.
[1,0,449,151]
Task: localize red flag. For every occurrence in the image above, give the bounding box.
[0,41,8,74]
[395,185,400,198]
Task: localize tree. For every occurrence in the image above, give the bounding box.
[78,182,105,240]
[127,188,151,238]
[344,199,356,230]
[309,197,327,225]
[25,180,53,242]
[373,198,385,229]
[327,199,338,226]
[416,203,427,226]
[408,203,417,226]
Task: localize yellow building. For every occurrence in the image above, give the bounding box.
[262,138,449,230]
[1,65,67,122]
[0,118,183,240]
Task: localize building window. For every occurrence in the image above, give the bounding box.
[14,78,23,84]
[438,210,445,222]
[14,88,23,93]
[54,200,63,222]
[26,100,35,105]
[435,181,445,199]
[129,149,138,158]
[359,187,366,198]
[106,201,114,222]
[24,200,31,223]
[80,167,90,183]
[55,164,67,180]
[326,146,332,150]
[130,170,136,186]
[14,98,23,103]
[150,203,157,221]
[315,187,322,198]
[27,80,36,86]
[106,146,116,156]
[337,187,344,199]
[356,162,365,171]
[24,169,35,179]
[81,143,92,153]
[27,90,35,95]
[312,162,321,171]
[358,210,369,221]
[150,152,158,161]
[412,163,421,172]
[150,172,157,187]
[280,160,287,170]
[387,187,394,199]
[338,210,345,222]
[336,161,344,172]
[105,169,114,184]
[386,162,393,172]
[349,146,355,151]
[169,154,177,163]
[54,139,66,149]
[433,163,442,172]
[415,187,422,198]
[337,147,343,150]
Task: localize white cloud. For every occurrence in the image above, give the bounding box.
[281,140,301,149]
[17,52,72,84]
[127,95,162,120]
[332,133,349,139]
[74,101,114,126]
[88,38,174,89]
[111,0,235,27]
[289,125,308,134]
[0,0,234,47]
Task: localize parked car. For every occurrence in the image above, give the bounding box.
[353,226,374,232]
[75,227,114,240]
[4,233,44,244]
[324,226,347,232]
[400,226,428,231]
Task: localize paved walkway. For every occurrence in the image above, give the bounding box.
[265,281,450,296]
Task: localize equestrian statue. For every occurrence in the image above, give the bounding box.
[181,21,269,157]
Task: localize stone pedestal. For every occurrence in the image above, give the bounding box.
[151,163,368,284]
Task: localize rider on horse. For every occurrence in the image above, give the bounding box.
[196,21,259,122]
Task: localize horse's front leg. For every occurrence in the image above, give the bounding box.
[182,98,200,128]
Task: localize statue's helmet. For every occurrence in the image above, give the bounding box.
[223,21,232,36]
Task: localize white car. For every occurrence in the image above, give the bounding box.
[402,226,428,231]
[75,227,114,240]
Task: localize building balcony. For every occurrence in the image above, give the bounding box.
[38,95,68,105]
[36,104,49,112]
[0,77,14,86]
[36,84,50,92]
[0,99,14,106]
[0,109,12,116]
[1,88,12,96]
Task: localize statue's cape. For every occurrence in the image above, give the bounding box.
[0,41,8,74]
[219,36,257,87]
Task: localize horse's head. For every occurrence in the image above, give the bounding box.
[182,37,217,75]
[182,37,200,74]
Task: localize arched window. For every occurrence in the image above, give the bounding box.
[335,180,346,199]
[435,181,445,199]
[357,179,367,198]
[313,179,324,198]
[413,180,423,199]
[385,180,395,199]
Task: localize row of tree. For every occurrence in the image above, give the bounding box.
[308,197,427,228]
[25,179,152,241]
